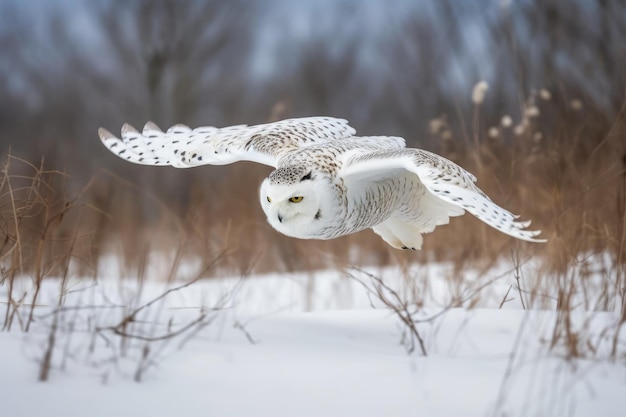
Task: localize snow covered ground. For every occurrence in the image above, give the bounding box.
[1,260,624,417]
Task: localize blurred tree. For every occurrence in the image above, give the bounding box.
[0,0,624,273]
[0,0,623,190]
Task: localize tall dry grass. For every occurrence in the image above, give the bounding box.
[1,91,624,274]
[0,89,624,361]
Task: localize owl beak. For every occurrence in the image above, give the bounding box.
[277,214,283,223]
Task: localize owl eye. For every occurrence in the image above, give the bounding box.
[289,196,304,203]
[267,196,272,203]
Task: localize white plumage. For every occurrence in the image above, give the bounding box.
[99,117,546,250]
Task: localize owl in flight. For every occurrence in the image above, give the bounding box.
[99,117,545,250]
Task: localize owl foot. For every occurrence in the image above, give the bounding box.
[372,218,424,251]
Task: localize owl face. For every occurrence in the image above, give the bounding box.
[260,172,325,239]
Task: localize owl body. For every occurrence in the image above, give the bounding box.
[99,117,545,250]
[261,162,419,242]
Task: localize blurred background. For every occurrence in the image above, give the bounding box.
[0,0,625,276]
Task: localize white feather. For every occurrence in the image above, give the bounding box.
[342,150,546,243]
[99,117,356,168]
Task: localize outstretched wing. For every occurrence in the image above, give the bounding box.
[340,149,546,243]
[98,117,356,168]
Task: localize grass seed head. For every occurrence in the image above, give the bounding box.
[472,81,489,105]
[501,115,513,127]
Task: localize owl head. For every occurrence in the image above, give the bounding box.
[260,165,331,239]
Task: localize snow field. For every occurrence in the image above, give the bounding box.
[1,258,624,417]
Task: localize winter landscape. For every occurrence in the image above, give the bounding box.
[1,257,625,416]
[1,1,625,416]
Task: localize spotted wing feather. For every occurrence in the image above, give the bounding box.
[99,117,356,168]
[341,149,546,243]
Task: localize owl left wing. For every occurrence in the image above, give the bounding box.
[98,117,356,168]
[340,148,546,243]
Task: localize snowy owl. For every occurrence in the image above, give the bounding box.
[99,117,545,250]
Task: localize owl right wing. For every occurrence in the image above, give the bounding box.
[340,148,546,243]
[98,117,356,168]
